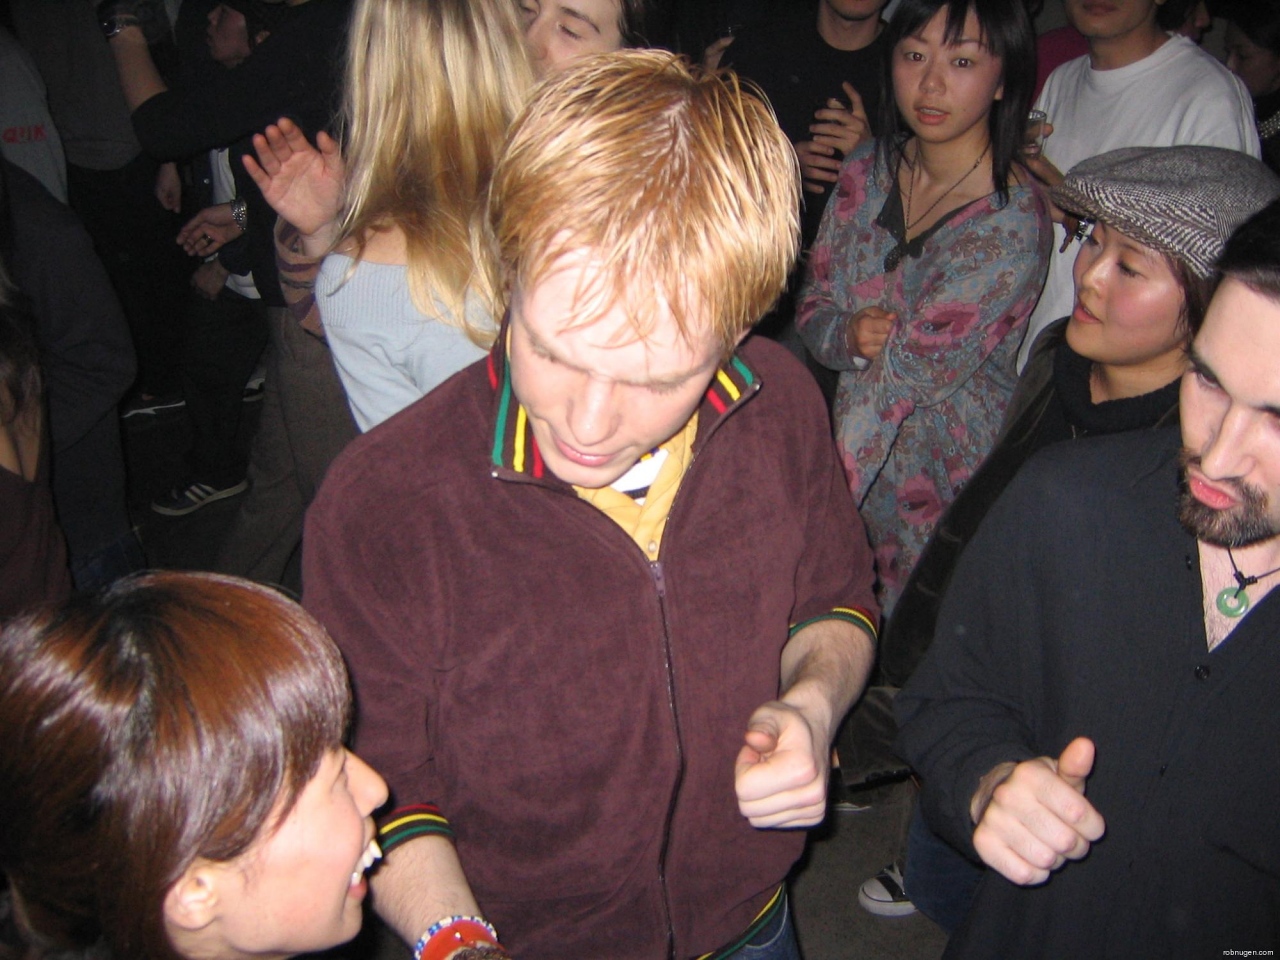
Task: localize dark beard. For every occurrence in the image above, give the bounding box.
[1177,449,1280,548]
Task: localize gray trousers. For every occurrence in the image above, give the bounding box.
[215,307,356,587]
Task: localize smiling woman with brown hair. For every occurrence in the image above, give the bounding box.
[0,572,388,960]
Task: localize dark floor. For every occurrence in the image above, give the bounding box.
[122,402,948,960]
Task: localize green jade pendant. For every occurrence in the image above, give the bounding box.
[1216,586,1250,618]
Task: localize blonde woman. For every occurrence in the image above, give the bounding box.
[247,0,534,431]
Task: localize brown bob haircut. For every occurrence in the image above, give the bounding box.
[0,572,351,960]
[488,50,801,354]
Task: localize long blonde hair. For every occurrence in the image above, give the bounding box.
[337,0,534,346]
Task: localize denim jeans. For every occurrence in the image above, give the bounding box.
[722,893,802,960]
[905,801,982,934]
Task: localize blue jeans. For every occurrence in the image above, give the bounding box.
[722,893,801,960]
[905,801,982,934]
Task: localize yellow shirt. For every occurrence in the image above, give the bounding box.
[574,413,698,561]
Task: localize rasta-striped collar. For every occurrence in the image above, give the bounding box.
[486,330,761,480]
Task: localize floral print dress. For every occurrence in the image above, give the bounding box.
[797,141,1052,614]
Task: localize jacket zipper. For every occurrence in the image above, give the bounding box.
[649,557,683,960]
[492,377,761,958]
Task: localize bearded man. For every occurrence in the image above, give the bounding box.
[896,199,1280,958]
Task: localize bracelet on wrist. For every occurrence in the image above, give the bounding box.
[230,196,248,232]
[413,916,501,960]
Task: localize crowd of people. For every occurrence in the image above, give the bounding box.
[3,0,1280,958]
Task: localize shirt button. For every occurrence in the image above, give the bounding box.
[1194,664,1211,681]
[647,541,658,556]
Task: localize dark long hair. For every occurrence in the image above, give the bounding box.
[0,572,352,960]
[877,0,1037,206]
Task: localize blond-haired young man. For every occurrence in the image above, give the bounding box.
[305,52,878,960]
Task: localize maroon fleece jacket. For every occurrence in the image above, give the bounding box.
[304,334,878,960]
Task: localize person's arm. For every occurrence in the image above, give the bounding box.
[6,165,135,450]
[794,147,885,372]
[275,218,325,338]
[735,617,875,827]
[830,186,1052,503]
[796,83,871,196]
[1176,71,1262,159]
[303,478,507,956]
[734,362,879,828]
[103,22,166,109]
[370,835,483,947]
[894,449,1103,872]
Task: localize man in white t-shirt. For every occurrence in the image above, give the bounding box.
[1019,0,1259,370]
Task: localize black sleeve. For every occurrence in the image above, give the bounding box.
[5,164,136,451]
[894,461,1049,857]
[130,0,348,159]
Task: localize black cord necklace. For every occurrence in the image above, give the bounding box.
[1215,546,1280,617]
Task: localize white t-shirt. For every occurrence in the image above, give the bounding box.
[1019,34,1260,371]
[209,148,259,300]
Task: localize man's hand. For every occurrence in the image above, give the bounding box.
[177,203,242,256]
[845,306,896,362]
[243,117,345,252]
[795,83,869,195]
[970,737,1106,886]
[1019,123,1078,233]
[735,701,829,829]
[191,259,230,300]
[155,161,181,212]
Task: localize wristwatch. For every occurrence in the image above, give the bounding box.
[230,197,248,232]
[100,13,141,38]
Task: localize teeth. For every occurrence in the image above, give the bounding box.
[350,840,383,886]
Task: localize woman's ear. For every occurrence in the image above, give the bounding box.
[163,863,221,933]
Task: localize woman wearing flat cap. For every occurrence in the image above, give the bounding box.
[856,144,1280,932]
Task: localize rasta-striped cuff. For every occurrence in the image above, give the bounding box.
[789,606,877,641]
[378,803,454,854]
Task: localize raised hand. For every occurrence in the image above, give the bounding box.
[795,83,870,194]
[242,117,345,246]
[970,737,1106,886]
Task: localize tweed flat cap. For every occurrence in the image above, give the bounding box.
[1051,146,1280,278]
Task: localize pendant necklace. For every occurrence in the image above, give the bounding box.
[885,143,989,273]
[904,142,990,232]
[1215,546,1280,617]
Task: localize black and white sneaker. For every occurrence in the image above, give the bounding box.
[122,393,186,418]
[858,862,917,917]
[151,479,248,517]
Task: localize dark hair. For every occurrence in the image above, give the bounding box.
[1216,197,1280,302]
[1156,0,1200,32]
[877,0,1037,206]
[0,572,352,960]
[1221,2,1280,56]
[619,0,648,46]
[1170,255,1214,338]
